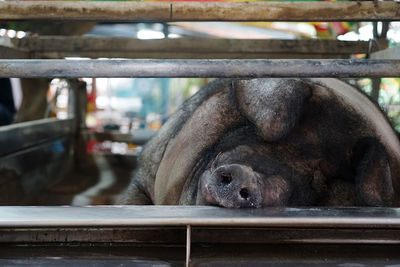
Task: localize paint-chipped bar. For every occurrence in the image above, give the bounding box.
[0,59,399,78]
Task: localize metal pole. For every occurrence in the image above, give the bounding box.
[186,225,191,267]
[0,1,399,22]
[0,59,399,78]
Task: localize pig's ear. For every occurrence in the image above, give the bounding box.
[352,137,395,206]
[234,79,312,142]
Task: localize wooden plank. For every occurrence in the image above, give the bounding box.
[0,1,399,22]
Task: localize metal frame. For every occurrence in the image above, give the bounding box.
[0,1,399,21]
[1,2,400,266]
[2,206,400,265]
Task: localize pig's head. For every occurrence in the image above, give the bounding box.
[197,145,293,208]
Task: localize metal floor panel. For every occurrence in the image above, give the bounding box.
[1,244,400,266]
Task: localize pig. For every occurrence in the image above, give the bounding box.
[117,78,400,208]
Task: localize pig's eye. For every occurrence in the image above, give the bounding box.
[220,173,232,185]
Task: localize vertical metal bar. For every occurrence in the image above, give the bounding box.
[371,78,381,103]
[67,81,76,119]
[186,225,191,267]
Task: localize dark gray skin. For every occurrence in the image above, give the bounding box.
[117,78,400,208]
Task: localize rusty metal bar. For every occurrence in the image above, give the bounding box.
[0,59,399,78]
[1,206,400,228]
[0,1,399,22]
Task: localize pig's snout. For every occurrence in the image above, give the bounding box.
[201,164,263,208]
[218,170,251,202]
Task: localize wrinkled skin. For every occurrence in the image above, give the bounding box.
[117,78,400,207]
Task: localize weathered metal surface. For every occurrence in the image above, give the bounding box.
[0,245,185,266]
[0,227,186,243]
[0,1,399,21]
[189,244,400,266]
[7,36,383,59]
[0,1,171,21]
[173,1,400,22]
[0,59,399,78]
[0,118,74,157]
[1,206,400,228]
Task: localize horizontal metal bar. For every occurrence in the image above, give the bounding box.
[1,206,400,228]
[0,59,399,78]
[0,118,74,157]
[0,1,399,21]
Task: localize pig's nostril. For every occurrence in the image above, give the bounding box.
[239,188,249,200]
[220,173,232,185]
